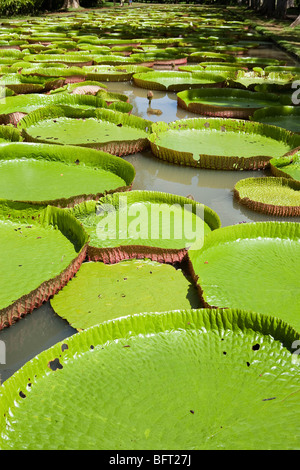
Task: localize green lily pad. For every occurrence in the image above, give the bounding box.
[188,51,234,63]
[82,64,152,81]
[148,118,300,170]
[0,93,111,125]
[23,53,94,67]
[20,65,86,78]
[0,200,88,329]
[0,74,64,94]
[0,142,135,207]
[18,106,152,156]
[251,106,300,134]
[70,190,221,263]
[230,70,296,91]
[133,70,226,91]
[1,308,300,449]
[50,259,200,330]
[177,88,288,119]
[188,221,300,331]
[0,124,22,144]
[234,177,300,217]
[270,150,300,182]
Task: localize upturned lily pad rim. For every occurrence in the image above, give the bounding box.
[0,93,111,125]
[148,117,300,170]
[132,70,226,91]
[0,124,22,143]
[0,307,299,450]
[176,88,288,118]
[270,147,300,181]
[187,221,300,309]
[70,190,221,264]
[0,200,89,330]
[0,142,135,207]
[251,106,300,134]
[18,106,153,155]
[234,176,300,217]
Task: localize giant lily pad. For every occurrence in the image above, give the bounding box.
[132,70,226,91]
[70,190,221,263]
[0,124,22,144]
[1,308,300,449]
[0,74,64,94]
[148,118,300,170]
[251,106,300,134]
[82,65,152,82]
[0,93,111,125]
[270,149,300,182]
[18,106,152,156]
[188,221,300,331]
[177,88,288,119]
[0,200,88,329]
[229,70,296,91]
[0,142,135,207]
[50,259,200,329]
[234,177,300,217]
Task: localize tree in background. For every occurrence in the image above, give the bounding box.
[61,0,81,7]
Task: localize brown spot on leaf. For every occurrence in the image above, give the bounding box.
[48,358,63,371]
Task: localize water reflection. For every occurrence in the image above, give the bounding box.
[124,151,300,226]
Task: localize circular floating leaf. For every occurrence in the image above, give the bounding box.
[188,221,300,331]
[0,93,110,125]
[252,106,300,134]
[270,149,300,182]
[83,65,153,81]
[234,177,300,217]
[229,70,296,91]
[133,70,226,91]
[50,259,200,329]
[0,200,88,329]
[177,88,286,119]
[70,190,221,263]
[0,73,64,94]
[0,142,135,207]
[1,308,300,449]
[148,118,300,170]
[18,106,152,156]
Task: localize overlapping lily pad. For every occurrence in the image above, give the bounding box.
[18,106,153,156]
[0,124,22,143]
[50,259,200,330]
[132,70,226,91]
[188,221,300,331]
[0,142,135,207]
[0,200,88,329]
[0,73,64,94]
[1,308,300,449]
[270,149,300,182]
[252,106,300,134]
[177,88,288,119]
[82,65,152,81]
[0,93,112,125]
[70,190,221,263]
[234,177,300,217]
[148,118,300,170]
[229,70,296,91]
